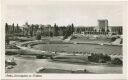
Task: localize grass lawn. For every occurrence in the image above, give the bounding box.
[33,43,122,55]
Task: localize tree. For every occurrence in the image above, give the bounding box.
[120,39,123,44]
[63,24,74,40]
[36,30,41,40]
[49,31,53,37]
[40,26,43,35]
[71,23,74,33]
[16,24,19,33]
[30,24,34,37]
[53,23,59,36]
[5,23,9,34]
[12,23,14,34]
[5,35,10,45]
[47,24,52,37]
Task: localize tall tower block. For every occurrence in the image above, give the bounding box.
[98,19,108,32]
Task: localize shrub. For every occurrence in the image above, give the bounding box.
[111,37,117,42]
[88,53,99,63]
[5,60,17,66]
[36,55,46,59]
[5,51,18,55]
[102,54,111,62]
[36,34,41,40]
[88,53,111,63]
[71,36,77,39]
[111,58,122,65]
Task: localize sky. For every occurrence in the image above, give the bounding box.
[2,0,124,26]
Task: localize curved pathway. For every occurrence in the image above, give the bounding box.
[5,40,122,73]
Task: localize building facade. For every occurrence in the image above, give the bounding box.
[98,19,108,32]
[110,26,122,35]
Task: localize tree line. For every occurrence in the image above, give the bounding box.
[5,23,75,40]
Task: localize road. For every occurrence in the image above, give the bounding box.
[6,55,122,73]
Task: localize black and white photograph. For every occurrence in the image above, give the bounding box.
[1,0,128,79]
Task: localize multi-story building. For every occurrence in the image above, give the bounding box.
[98,19,108,32]
[109,26,122,35]
[74,19,122,35]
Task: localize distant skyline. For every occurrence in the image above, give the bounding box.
[3,0,124,26]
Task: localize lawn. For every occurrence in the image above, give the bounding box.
[33,43,122,55]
